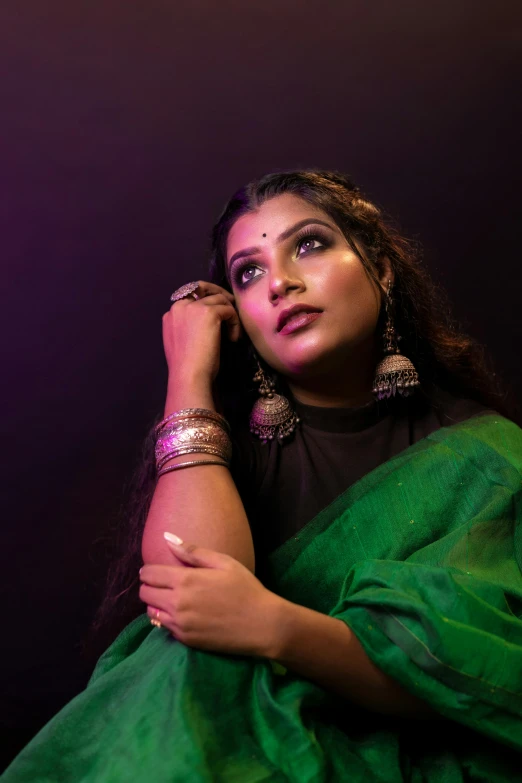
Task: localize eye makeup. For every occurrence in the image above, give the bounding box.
[230,226,333,290]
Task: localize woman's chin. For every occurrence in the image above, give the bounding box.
[274,330,378,380]
[277,346,342,379]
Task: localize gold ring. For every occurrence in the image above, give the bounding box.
[150,608,162,628]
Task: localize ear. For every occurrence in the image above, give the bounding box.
[378,256,394,293]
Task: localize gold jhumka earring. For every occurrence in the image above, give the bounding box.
[373,280,420,399]
[249,356,300,444]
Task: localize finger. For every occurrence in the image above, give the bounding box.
[196,299,243,342]
[163,536,233,570]
[146,607,183,640]
[226,312,243,343]
[180,281,235,304]
[167,293,232,318]
[147,606,162,621]
[194,293,236,307]
[193,301,243,340]
[139,564,184,587]
[147,606,171,628]
[196,296,243,342]
[139,583,173,609]
[205,285,235,303]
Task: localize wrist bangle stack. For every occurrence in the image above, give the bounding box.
[154,407,232,478]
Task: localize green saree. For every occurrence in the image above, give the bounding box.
[3,412,522,782]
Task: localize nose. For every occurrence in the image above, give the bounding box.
[268,263,305,303]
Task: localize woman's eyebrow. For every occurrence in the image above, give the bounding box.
[227,218,337,271]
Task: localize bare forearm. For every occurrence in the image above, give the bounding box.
[267,597,437,718]
[141,380,255,572]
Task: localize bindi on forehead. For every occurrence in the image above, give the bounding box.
[262,233,266,237]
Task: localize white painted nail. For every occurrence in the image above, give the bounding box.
[164,531,183,546]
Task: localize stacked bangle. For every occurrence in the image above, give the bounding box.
[157,459,229,479]
[154,408,230,436]
[154,407,232,477]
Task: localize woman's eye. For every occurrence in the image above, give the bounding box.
[240,265,262,285]
[296,236,323,256]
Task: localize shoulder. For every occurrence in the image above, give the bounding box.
[427,386,495,427]
[385,385,496,443]
[421,389,522,469]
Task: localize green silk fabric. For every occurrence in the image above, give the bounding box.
[3,412,522,782]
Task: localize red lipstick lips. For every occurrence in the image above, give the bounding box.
[277,304,323,334]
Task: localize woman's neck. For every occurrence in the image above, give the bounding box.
[287,383,375,409]
[286,355,377,409]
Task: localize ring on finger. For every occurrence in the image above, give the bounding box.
[149,607,162,628]
[170,281,202,303]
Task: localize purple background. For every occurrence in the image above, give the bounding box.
[2,0,521,767]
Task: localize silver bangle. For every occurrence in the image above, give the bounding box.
[157,459,229,479]
[155,408,230,436]
[155,419,232,467]
[158,444,231,470]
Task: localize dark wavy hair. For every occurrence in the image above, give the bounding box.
[81,168,516,667]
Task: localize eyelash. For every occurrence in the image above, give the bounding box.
[231,228,331,289]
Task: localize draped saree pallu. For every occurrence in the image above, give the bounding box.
[3,412,522,783]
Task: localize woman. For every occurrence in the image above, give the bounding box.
[3,169,522,782]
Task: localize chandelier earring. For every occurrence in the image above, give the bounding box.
[249,354,300,444]
[373,280,420,400]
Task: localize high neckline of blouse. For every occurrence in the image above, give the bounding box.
[290,395,395,433]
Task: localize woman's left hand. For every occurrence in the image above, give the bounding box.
[139,534,281,658]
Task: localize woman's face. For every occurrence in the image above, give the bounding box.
[226,193,391,380]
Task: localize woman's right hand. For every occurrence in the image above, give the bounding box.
[162,281,243,391]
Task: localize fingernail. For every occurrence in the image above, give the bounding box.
[164,531,183,546]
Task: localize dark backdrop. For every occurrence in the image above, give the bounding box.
[2,0,521,769]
